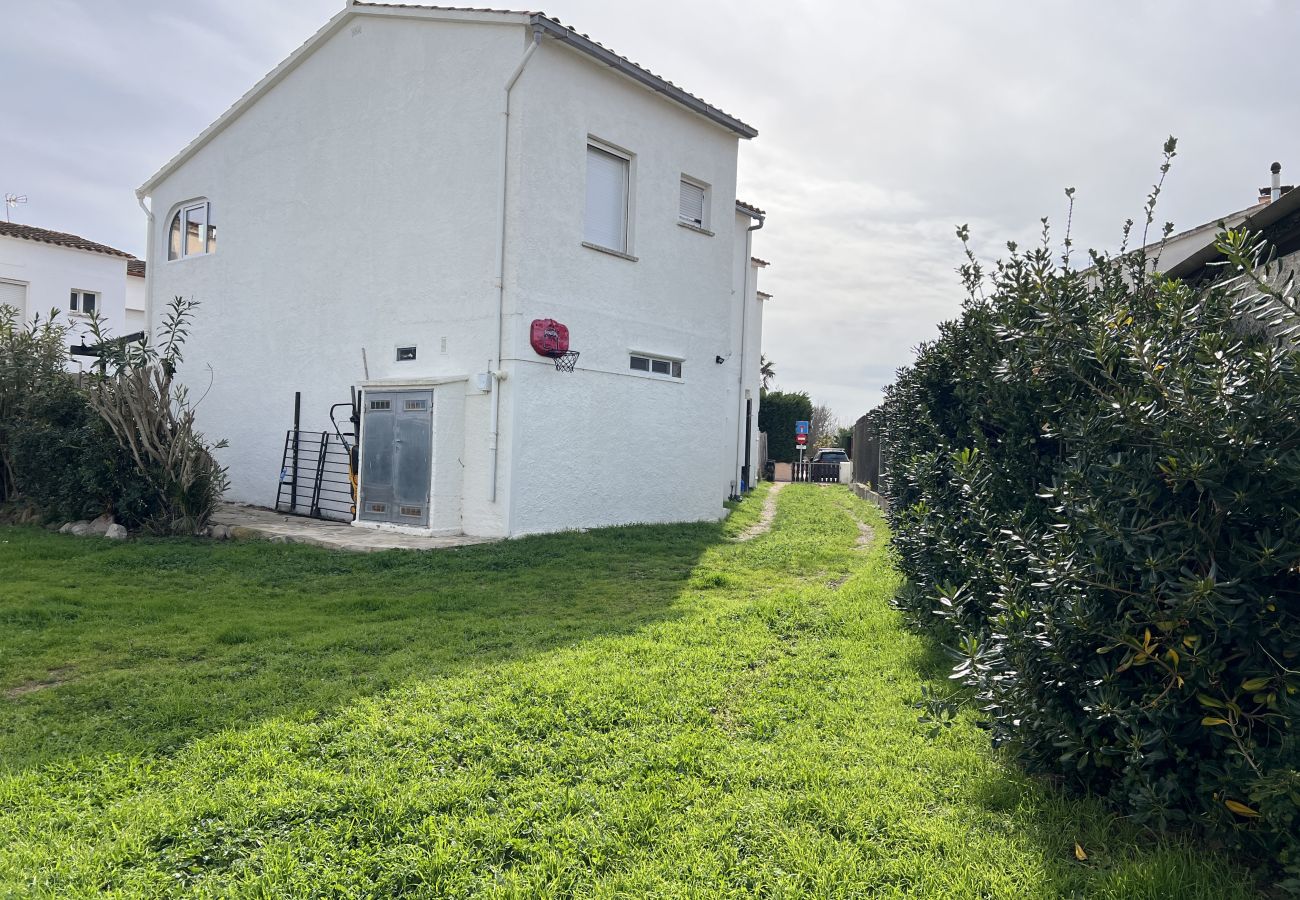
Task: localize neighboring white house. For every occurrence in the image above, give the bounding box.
[125,260,147,333]
[1142,162,1295,274]
[0,222,139,368]
[136,1,767,539]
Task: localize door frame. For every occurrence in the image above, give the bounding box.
[354,382,438,536]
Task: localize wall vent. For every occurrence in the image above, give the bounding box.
[399,505,422,518]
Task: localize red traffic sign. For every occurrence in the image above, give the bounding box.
[796,434,807,445]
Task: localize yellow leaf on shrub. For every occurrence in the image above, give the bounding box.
[1241,677,1270,692]
[1224,800,1260,817]
[1074,843,1088,861]
[1201,717,1229,727]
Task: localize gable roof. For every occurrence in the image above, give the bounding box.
[139,2,756,196]
[0,221,134,259]
[1165,185,1300,279]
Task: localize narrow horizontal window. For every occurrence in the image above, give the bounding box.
[403,399,427,411]
[399,505,422,518]
[370,400,391,410]
[630,353,682,378]
[396,346,417,361]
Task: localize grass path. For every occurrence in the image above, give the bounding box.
[0,486,1255,898]
[733,481,786,542]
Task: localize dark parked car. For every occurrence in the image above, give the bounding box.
[812,448,849,464]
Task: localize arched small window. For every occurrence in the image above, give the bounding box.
[167,200,215,260]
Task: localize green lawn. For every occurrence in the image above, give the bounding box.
[0,485,1255,898]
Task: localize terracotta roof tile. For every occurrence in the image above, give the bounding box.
[736,199,765,217]
[750,256,770,267]
[127,259,146,278]
[0,222,134,259]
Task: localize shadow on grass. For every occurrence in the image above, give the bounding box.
[0,520,720,773]
[889,592,1262,898]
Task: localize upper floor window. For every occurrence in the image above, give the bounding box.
[678,177,708,229]
[168,200,215,260]
[69,290,98,316]
[585,143,629,254]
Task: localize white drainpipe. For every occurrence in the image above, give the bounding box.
[134,192,154,337]
[733,211,765,495]
[488,27,543,504]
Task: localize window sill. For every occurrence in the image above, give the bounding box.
[626,370,684,383]
[582,241,638,262]
[677,221,714,237]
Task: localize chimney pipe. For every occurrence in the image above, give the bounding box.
[1271,162,1282,203]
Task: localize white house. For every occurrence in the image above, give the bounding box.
[0,222,138,367]
[135,1,767,539]
[125,260,147,333]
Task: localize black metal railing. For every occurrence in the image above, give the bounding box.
[275,429,356,522]
[791,461,843,484]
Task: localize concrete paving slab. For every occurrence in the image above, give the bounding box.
[212,503,497,553]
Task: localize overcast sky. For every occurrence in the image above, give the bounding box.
[3,0,1295,421]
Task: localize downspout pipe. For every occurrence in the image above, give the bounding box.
[733,211,765,497]
[488,26,543,505]
[134,192,155,341]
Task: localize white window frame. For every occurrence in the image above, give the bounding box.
[68,289,99,317]
[584,139,634,257]
[678,175,710,232]
[167,199,215,261]
[629,352,683,380]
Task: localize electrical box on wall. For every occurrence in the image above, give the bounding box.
[473,372,492,392]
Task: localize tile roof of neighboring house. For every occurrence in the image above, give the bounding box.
[0,221,135,259]
[127,259,146,278]
[750,256,770,267]
[1166,184,1300,279]
[140,3,756,195]
[735,199,765,218]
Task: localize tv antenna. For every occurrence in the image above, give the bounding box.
[4,194,27,222]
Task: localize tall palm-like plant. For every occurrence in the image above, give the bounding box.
[759,354,775,390]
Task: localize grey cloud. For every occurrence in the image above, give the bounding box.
[2,0,1295,421]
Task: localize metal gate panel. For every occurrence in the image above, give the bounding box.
[393,394,432,523]
[359,390,433,526]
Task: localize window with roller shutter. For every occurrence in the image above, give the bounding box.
[0,280,26,317]
[584,143,630,253]
[678,178,707,228]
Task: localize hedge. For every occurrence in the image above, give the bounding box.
[877,169,1300,888]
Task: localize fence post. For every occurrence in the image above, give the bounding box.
[290,391,301,513]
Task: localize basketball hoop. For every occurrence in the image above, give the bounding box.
[554,350,580,373]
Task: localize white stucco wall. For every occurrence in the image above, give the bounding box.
[0,235,129,368]
[502,39,755,533]
[125,272,146,334]
[145,14,528,536]
[143,9,761,537]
